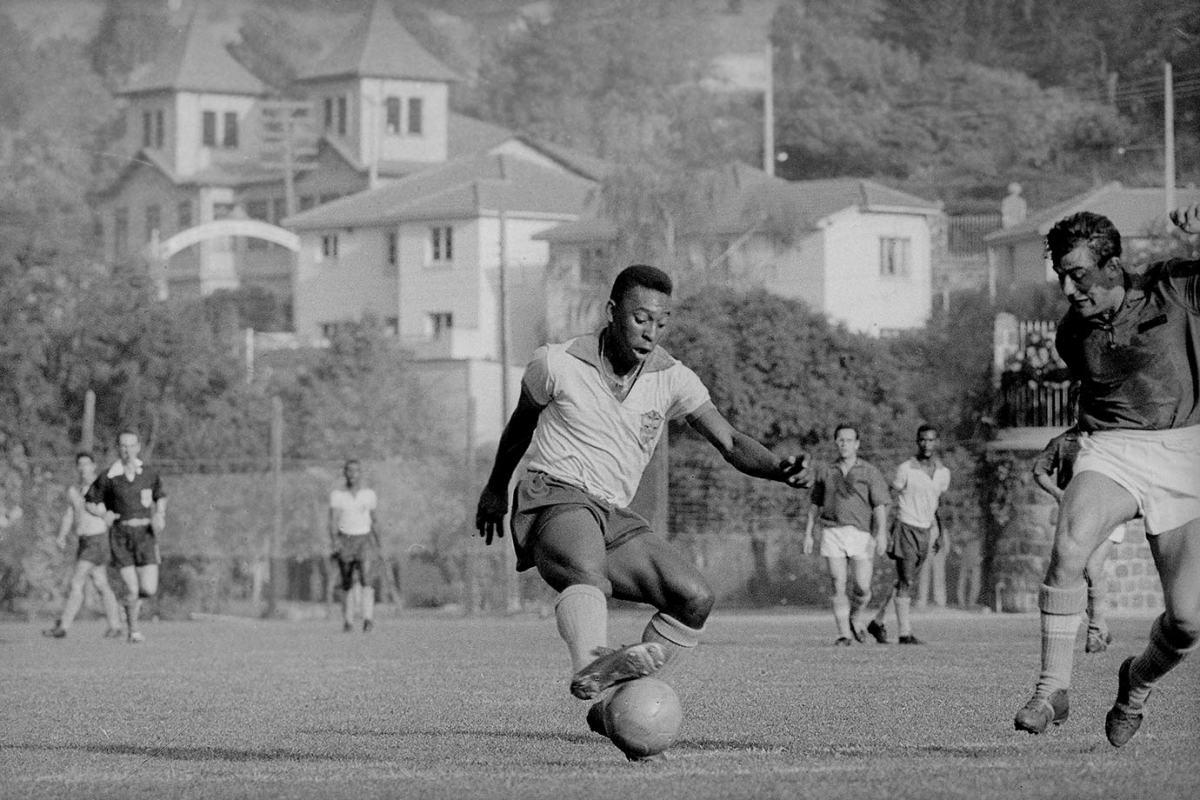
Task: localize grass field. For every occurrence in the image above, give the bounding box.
[2,608,1198,800]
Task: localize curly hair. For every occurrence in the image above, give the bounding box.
[610,264,672,304]
[1045,211,1122,269]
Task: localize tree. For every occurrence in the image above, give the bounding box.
[88,0,172,85]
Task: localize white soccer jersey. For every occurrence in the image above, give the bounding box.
[523,334,711,508]
[329,487,377,535]
[893,458,950,529]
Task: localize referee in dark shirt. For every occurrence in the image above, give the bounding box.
[85,431,166,644]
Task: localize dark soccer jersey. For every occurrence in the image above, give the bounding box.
[811,460,890,531]
[1031,430,1081,491]
[85,462,165,520]
[1055,259,1200,432]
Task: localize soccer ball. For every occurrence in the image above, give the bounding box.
[601,677,683,759]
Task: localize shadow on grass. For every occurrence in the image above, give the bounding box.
[4,742,371,763]
[300,726,600,746]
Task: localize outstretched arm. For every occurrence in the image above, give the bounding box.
[685,402,810,486]
[475,390,545,544]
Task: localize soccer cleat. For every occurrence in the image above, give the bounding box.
[362,619,374,633]
[834,637,853,647]
[1014,689,1069,734]
[127,631,145,644]
[850,620,867,643]
[1106,657,1146,747]
[898,634,925,645]
[42,625,66,639]
[866,620,889,644]
[103,628,125,639]
[570,642,666,700]
[343,621,354,633]
[1085,629,1113,653]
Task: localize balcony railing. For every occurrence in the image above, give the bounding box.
[996,380,1074,428]
[993,313,1074,429]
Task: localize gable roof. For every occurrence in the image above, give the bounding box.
[984,182,1200,244]
[282,152,595,230]
[296,0,459,84]
[120,8,267,97]
[536,165,940,243]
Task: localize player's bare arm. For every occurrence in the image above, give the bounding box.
[872,504,888,556]
[476,390,546,544]
[370,510,381,550]
[151,498,166,535]
[56,503,73,549]
[685,402,810,486]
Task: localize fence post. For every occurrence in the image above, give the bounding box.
[266,396,284,617]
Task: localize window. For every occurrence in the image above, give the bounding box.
[299,195,315,211]
[322,234,339,258]
[177,200,192,229]
[580,245,608,285]
[430,226,453,263]
[202,111,217,146]
[385,97,401,134]
[407,97,423,134]
[245,200,270,249]
[384,317,399,336]
[320,322,344,339]
[114,207,128,258]
[323,97,334,131]
[142,112,153,147]
[337,96,347,136]
[880,237,911,277]
[223,112,238,148]
[386,231,398,266]
[272,197,287,223]
[427,312,453,339]
[154,110,164,148]
[213,202,236,220]
[145,204,161,241]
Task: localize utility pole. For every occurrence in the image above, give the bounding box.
[1165,62,1176,215]
[763,40,775,176]
[266,396,284,618]
[496,203,521,614]
[81,390,95,453]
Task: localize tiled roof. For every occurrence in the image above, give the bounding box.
[448,113,515,158]
[283,152,595,229]
[536,165,940,243]
[120,8,267,96]
[297,0,459,83]
[984,182,1200,244]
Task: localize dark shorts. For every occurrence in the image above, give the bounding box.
[110,524,159,569]
[509,472,651,573]
[76,533,111,567]
[334,533,374,589]
[887,520,932,592]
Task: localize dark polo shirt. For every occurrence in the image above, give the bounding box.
[85,461,165,521]
[811,459,890,532]
[1056,259,1200,432]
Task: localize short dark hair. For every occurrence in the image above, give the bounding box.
[917,423,938,438]
[1045,211,1121,270]
[833,422,858,439]
[610,264,672,305]
[75,451,95,463]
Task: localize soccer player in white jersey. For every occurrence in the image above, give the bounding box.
[329,459,380,632]
[1012,205,1200,747]
[43,452,124,639]
[475,265,811,749]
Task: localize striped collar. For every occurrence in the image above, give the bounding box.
[565,331,677,374]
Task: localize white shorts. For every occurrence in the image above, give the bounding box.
[1076,425,1200,536]
[820,525,874,559]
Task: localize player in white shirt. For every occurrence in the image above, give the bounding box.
[475,265,811,752]
[329,459,379,632]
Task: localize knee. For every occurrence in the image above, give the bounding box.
[672,579,714,629]
[138,587,155,599]
[1164,608,1200,647]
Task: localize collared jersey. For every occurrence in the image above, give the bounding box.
[68,483,109,536]
[1056,258,1200,432]
[330,487,377,535]
[811,459,890,532]
[892,457,950,529]
[523,333,711,508]
[85,459,165,520]
[1031,430,1082,490]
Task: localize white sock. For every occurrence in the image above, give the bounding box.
[555,584,608,673]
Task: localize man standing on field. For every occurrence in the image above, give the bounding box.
[85,431,166,644]
[329,459,380,633]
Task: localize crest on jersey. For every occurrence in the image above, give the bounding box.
[638,410,664,450]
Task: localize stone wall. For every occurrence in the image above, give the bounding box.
[985,440,1162,614]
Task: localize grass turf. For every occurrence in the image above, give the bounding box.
[1,609,1197,800]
